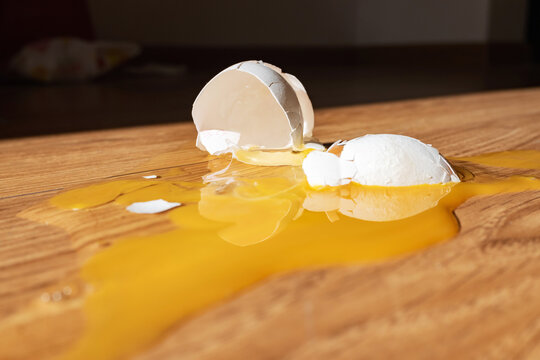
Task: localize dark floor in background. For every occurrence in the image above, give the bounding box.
[2,59,540,139]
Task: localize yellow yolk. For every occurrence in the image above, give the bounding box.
[233,148,311,166]
[22,150,540,360]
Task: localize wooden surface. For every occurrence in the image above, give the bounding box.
[1,88,540,359]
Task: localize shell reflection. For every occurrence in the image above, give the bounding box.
[198,158,455,247]
[304,183,454,222]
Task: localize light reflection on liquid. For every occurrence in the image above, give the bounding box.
[17,150,540,360]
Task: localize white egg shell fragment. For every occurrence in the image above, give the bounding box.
[198,130,241,155]
[192,60,314,154]
[126,199,181,214]
[259,61,314,138]
[302,151,356,187]
[280,72,314,138]
[303,134,460,187]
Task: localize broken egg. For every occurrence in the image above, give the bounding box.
[192,60,314,154]
[303,134,460,187]
[192,62,457,184]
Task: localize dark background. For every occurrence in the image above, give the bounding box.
[1,0,540,139]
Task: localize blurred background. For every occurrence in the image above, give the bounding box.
[1,0,539,138]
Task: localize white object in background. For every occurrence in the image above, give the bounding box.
[192,60,313,154]
[10,37,140,82]
[142,175,158,179]
[126,199,181,214]
[303,134,460,187]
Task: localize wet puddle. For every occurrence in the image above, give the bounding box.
[17,149,540,360]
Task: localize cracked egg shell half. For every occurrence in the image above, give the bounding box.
[192,60,314,154]
[303,134,460,187]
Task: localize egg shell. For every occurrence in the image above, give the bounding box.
[126,199,181,214]
[192,60,313,154]
[302,151,356,187]
[303,134,460,187]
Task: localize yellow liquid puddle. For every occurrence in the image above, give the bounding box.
[233,148,310,166]
[28,151,540,360]
[452,150,540,169]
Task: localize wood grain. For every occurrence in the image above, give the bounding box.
[1,88,540,360]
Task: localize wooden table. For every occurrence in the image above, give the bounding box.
[1,88,540,359]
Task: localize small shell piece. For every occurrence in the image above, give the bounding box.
[302,151,356,187]
[126,199,181,214]
[303,134,460,187]
[198,130,241,155]
[192,61,313,154]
